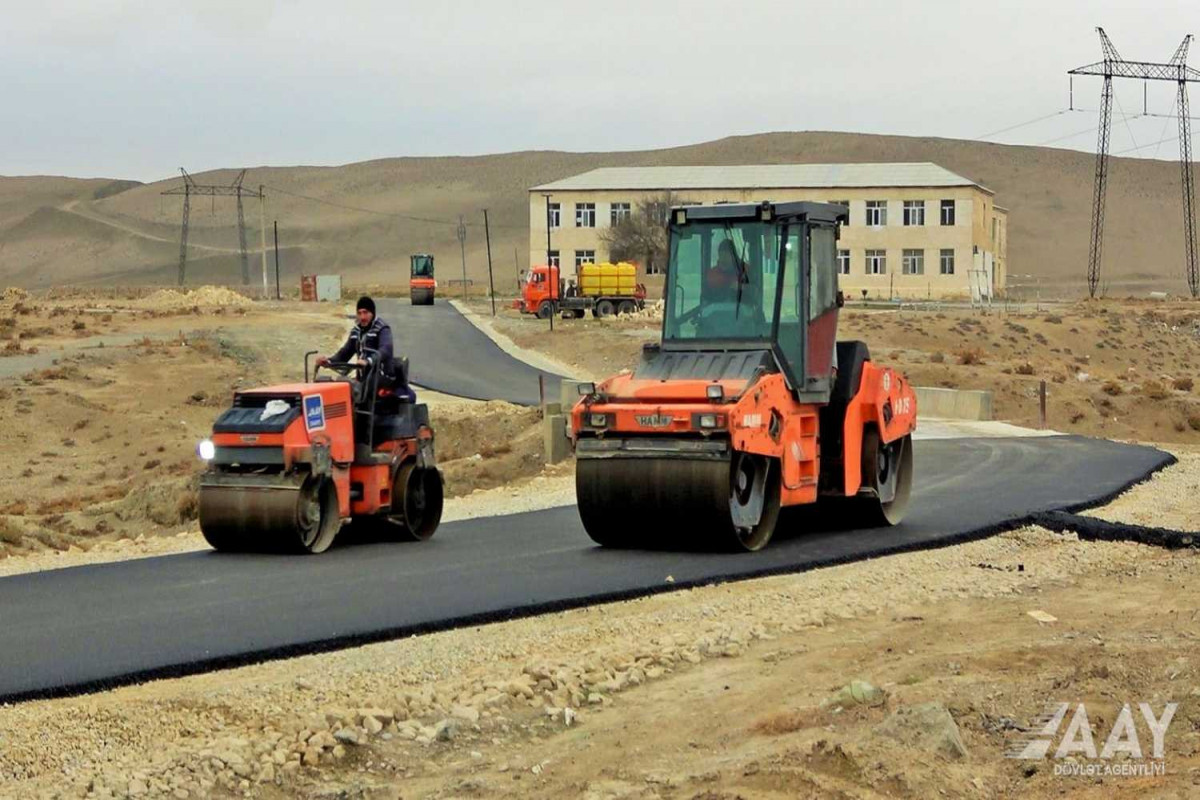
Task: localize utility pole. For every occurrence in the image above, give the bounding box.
[483,209,496,316]
[273,220,281,300]
[1070,28,1200,297]
[457,216,468,302]
[162,168,264,287]
[543,193,554,333]
[259,186,268,298]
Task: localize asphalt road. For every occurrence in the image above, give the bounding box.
[378,297,566,406]
[0,435,1170,702]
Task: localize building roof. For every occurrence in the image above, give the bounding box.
[531,162,991,194]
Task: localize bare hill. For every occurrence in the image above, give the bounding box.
[0,133,1193,295]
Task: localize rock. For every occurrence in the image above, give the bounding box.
[875,702,969,760]
[358,707,394,725]
[363,715,384,735]
[451,704,481,723]
[564,708,578,727]
[587,693,604,705]
[333,728,362,746]
[823,680,886,708]
[332,745,347,760]
[435,718,459,742]
[128,779,148,797]
[256,764,275,784]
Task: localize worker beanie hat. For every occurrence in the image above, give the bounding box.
[356,296,376,315]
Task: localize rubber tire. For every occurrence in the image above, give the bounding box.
[617,300,635,315]
[595,299,615,318]
[536,301,554,319]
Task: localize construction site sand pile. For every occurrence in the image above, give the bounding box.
[139,286,253,311]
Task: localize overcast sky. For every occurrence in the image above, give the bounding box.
[3,0,1196,182]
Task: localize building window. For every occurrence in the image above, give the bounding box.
[546,203,560,229]
[902,200,925,226]
[574,250,596,269]
[837,249,850,275]
[940,248,955,275]
[610,202,631,226]
[575,203,596,228]
[833,199,850,225]
[547,250,560,268]
[902,249,924,275]
[992,218,998,241]
[940,199,955,226]
[865,249,886,275]
[865,200,887,227]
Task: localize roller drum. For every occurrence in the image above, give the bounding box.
[575,449,781,551]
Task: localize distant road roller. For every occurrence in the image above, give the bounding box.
[197,353,442,553]
[569,201,917,551]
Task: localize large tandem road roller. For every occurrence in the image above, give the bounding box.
[569,201,917,552]
[197,353,443,553]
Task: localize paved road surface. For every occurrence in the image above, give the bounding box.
[0,435,1169,702]
[378,298,566,405]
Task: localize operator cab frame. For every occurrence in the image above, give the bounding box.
[660,200,847,403]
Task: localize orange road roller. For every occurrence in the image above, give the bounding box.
[570,201,917,551]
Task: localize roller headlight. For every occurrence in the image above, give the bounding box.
[588,413,608,428]
[578,382,597,396]
[706,384,724,401]
[197,439,216,461]
[698,414,718,429]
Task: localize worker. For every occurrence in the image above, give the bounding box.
[317,296,416,402]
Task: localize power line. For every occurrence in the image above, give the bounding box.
[262,184,525,230]
[971,110,1070,141]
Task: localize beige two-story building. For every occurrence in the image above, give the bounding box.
[529,163,1007,299]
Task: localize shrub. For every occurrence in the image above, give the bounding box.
[1015,362,1035,376]
[1101,381,1123,396]
[930,351,945,364]
[1173,376,1194,392]
[1142,381,1170,401]
[1189,414,1200,432]
[956,348,985,366]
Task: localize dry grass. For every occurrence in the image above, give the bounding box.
[752,706,832,735]
[956,348,985,366]
[0,517,25,545]
[1142,380,1170,401]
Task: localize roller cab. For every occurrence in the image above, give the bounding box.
[410,253,436,305]
[198,354,442,553]
[569,201,917,552]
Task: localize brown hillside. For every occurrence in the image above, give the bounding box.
[0,132,1193,295]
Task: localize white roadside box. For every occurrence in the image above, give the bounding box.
[315,275,342,302]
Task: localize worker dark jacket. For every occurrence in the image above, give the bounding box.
[332,317,403,389]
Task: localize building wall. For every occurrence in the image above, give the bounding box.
[529,184,1007,298]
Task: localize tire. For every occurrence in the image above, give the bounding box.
[617,300,635,315]
[536,301,554,319]
[595,299,615,318]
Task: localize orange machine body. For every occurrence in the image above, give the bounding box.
[210,381,429,519]
[571,362,916,509]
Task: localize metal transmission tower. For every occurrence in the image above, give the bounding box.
[162,169,266,287]
[1070,28,1200,297]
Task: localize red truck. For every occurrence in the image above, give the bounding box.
[515,263,646,319]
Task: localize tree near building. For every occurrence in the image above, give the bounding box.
[599,192,687,274]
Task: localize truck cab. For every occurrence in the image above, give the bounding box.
[517,264,561,318]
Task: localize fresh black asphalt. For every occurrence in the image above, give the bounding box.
[378,297,567,406]
[0,435,1171,702]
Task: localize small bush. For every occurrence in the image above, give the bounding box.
[1143,381,1170,401]
[1101,381,1124,397]
[176,490,199,522]
[1070,410,1086,424]
[1044,315,1063,324]
[1189,414,1200,432]
[0,517,24,545]
[957,348,985,366]
[1015,362,1035,376]
[1173,376,1194,392]
[930,351,945,364]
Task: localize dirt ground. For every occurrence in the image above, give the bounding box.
[0,288,547,558]
[0,456,1195,799]
[475,297,1200,445]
